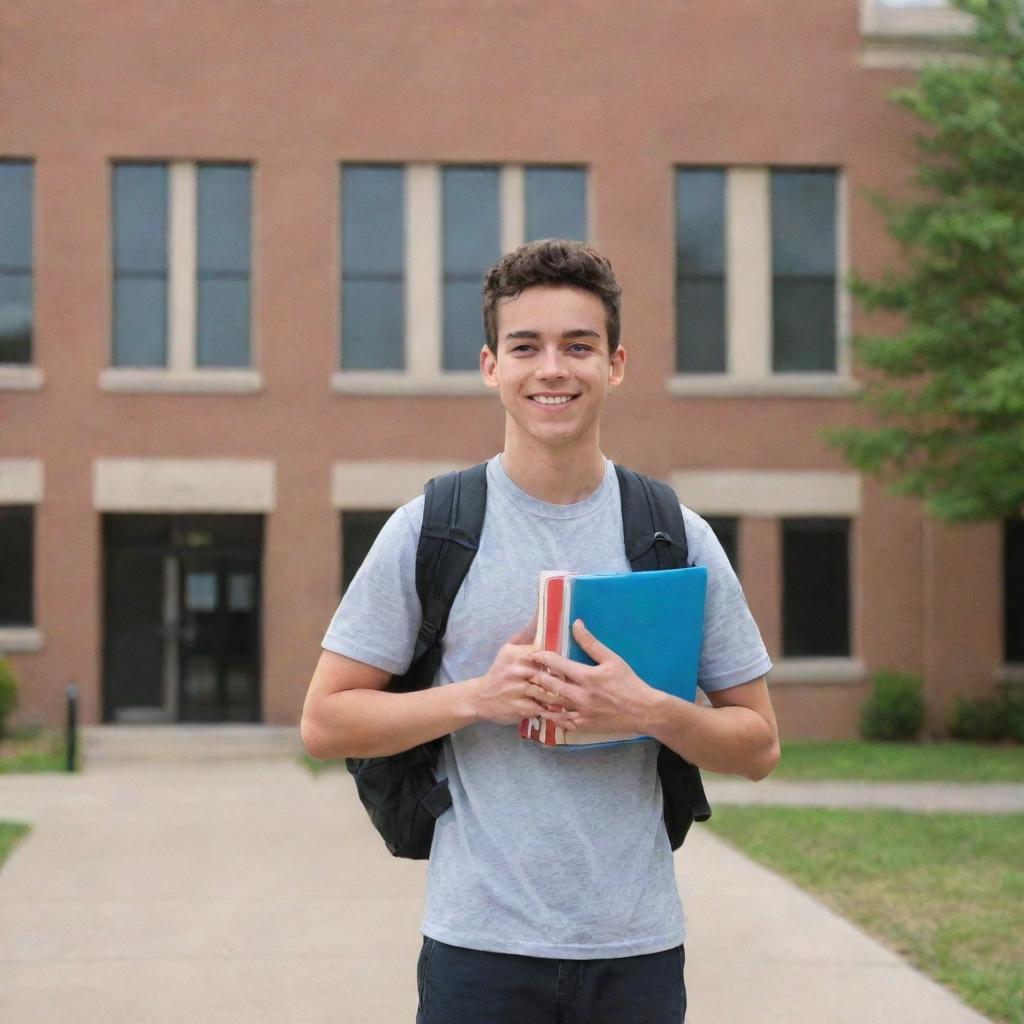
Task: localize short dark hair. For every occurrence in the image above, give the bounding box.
[481,239,622,355]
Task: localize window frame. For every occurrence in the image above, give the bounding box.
[102,159,259,394]
[669,165,854,399]
[0,157,38,388]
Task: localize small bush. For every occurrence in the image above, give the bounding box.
[949,688,1024,744]
[0,658,17,740]
[859,671,925,741]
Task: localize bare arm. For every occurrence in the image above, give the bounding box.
[301,626,555,761]
[641,676,779,781]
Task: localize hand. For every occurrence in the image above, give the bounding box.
[526,619,658,735]
[470,620,552,727]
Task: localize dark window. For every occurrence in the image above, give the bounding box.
[196,164,251,368]
[771,169,837,372]
[704,516,739,574]
[0,505,33,626]
[0,160,33,364]
[675,169,726,373]
[341,165,405,371]
[341,511,393,594]
[525,167,587,243]
[112,163,168,367]
[442,166,500,371]
[1005,519,1024,663]
[782,518,850,657]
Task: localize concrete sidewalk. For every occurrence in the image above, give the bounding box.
[0,730,996,1024]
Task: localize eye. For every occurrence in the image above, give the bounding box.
[567,343,592,354]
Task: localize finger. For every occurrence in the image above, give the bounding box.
[531,649,588,681]
[570,619,617,662]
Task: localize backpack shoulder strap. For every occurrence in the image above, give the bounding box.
[614,465,689,571]
[411,461,489,666]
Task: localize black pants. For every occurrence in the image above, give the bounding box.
[415,937,686,1024]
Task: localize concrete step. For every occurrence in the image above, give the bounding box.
[81,725,304,765]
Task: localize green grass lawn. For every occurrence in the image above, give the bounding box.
[0,727,75,773]
[768,741,1024,783]
[707,806,1024,1024]
[0,822,30,872]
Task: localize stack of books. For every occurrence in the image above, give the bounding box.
[519,566,707,748]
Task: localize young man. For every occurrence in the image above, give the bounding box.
[302,239,778,1024]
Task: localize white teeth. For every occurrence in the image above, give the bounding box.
[532,395,574,405]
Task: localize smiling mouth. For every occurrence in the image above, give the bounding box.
[529,395,579,405]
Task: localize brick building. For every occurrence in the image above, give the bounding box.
[1,0,1019,737]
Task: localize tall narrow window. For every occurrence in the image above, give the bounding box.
[675,169,726,373]
[782,518,850,656]
[113,164,169,367]
[196,164,251,367]
[442,167,500,371]
[341,511,393,593]
[0,505,33,626]
[1005,519,1024,663]
[340,166,405,371]
[704,516,739,574]
[0,160,33,364]
[525,167,586,243]
[771,169,837,372]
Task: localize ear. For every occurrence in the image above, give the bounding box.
[608,344,626,390]
[480,344,499,388]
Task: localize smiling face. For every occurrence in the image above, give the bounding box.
[480,285,626,456]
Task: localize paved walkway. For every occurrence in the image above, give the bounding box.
[0,727,1006,1024]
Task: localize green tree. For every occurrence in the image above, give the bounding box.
[829,0,1024,522]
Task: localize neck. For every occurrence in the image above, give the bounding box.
[499,429,607,505]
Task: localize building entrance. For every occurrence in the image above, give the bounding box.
[103,514,263,723]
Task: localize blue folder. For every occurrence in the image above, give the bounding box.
[562,566,707,747]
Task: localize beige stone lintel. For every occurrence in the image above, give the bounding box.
[666,374,861,398]
[0,459,44,503]
[331,459,474,510]
[93,459,275,512]
[0,627,44,654]
[769,658,867,685]
[670,470,862,517]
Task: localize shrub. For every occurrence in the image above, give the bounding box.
[949,687,1024,744]
[859,671,925,741]
[0,658,17,740]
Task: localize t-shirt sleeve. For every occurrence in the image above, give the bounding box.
[682,506,773,692]
[320,496,424,676]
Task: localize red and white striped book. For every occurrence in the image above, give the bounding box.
[518,571,575,746]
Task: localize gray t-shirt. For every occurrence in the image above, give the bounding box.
[322,454,772,959]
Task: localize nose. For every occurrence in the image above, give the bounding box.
[535,346,568,381]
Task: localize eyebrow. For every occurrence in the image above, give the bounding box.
[504,329,602,342]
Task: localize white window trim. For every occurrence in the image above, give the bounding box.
[99,368,262,393]
[336,162,584,396]
[669,166,855,398]
[0,366,44,391]
[331,459,474,510]
[105,160,257,391]
[860,0,974,38]
[93,458,275,512]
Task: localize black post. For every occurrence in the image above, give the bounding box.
[64,683,78,773]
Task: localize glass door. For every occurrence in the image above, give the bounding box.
[178,554,260,722]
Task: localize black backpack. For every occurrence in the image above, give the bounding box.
[346,462,712,859]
